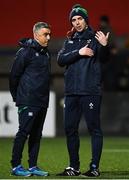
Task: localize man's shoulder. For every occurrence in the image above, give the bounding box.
[16,46,34,58]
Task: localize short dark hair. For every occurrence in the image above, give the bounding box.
[33,22,51,33]
[100,15,109,23]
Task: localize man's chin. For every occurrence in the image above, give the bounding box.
[42,44,48,47]
[77,29,83,32]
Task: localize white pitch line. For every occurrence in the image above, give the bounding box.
[103,149,129,152]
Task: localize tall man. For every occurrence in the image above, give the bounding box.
[57,4,109,177]
[9,22,51,177]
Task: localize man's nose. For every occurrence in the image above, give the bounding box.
[47,35,50,40]
[76,20,79,25]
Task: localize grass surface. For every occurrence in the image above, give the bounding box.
[0,137,129,179]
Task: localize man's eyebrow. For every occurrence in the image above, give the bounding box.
[44,32,51,35]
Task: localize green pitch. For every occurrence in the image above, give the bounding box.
[0,137,129,179]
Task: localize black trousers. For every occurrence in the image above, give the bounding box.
[64,95,103,170]
[11,106,47,168]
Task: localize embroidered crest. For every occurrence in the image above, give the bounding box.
[87,39,91,44]
[35,52,39,57]
[28,112,33,116]
[68,40,73,44]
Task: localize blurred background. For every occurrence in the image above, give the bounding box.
[0,0,129,137]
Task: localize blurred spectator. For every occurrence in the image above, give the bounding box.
[99,15,116,48]
[100,23,129,92]
[116,40,129,91]
[98,15,119,91]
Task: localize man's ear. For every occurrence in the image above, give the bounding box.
[34,32,38,40]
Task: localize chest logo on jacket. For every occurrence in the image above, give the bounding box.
[86,39,91,45]
[68,40,73,44]
[35,52,39,57]
[28,112,33,116]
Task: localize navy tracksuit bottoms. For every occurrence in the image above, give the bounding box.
[64,95,103,170]
[11,106,47,168]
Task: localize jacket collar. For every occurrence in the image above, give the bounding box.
[72,26,95,40]
[19,38,48,53]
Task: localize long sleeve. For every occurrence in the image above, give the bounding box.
[9,49,26,102]
[98,44,110,63]
[57,40,81,67]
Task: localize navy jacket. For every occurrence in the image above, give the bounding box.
[9,38,51,108]
[57,27,109,96]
